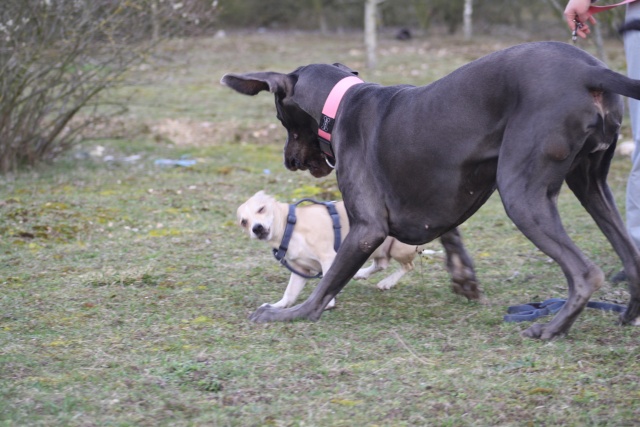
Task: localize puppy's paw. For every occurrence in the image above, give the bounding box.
[325,298,337,310]
[353,271,368,280]
[376,279,396,290]
[263,300,288,309]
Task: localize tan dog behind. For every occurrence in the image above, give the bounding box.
[237,191,424,310]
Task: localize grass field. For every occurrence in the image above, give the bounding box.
[1,31,639,426]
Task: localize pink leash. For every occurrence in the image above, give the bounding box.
[589,0,637,14]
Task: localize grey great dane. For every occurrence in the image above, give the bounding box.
[221,41,640,339]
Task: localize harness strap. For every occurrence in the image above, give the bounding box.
[272,204,296,262]
[272,199,343,279]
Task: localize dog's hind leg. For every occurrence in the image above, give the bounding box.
[354,260,385,280]
[497,127,606,339]
[440,228,481,300]
[376,264,412,290]
[565,146,640,327]
[354,237,393,280]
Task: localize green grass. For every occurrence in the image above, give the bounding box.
[1,32,639,426]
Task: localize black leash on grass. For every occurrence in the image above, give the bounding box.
[503,298,626,322]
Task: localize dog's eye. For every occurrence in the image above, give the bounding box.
[240,219,247,227]
[257,206,265,214]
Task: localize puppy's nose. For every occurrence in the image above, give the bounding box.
[252,224,264,235]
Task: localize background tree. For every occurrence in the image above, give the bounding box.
[463,0,473,41]
[365,0,385,69]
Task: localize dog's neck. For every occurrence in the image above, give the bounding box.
[316,76,364,159]
[268,202,291,249]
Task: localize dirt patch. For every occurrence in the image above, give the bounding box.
[151,118,282,146]
[79,116,282,146]
[151,118,220,146]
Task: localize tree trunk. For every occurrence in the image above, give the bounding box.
[151,1,160,41]
[463,0,473,41]
[365,0,383,69]
[312,0,328,34]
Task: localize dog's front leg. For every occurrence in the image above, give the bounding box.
[249,227,385,323]
[267,274,307,309]
[266,273,337,310]
[440,228,482,300]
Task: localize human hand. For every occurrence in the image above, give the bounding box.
[564,0,597,39]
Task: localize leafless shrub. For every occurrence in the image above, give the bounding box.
[0,0,218,174]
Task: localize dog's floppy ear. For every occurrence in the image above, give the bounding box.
[220,72,293,96]
[332,63,359,76]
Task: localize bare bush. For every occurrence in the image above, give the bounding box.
[0,0,218,174]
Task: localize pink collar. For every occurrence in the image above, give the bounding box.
[317,76,364,159]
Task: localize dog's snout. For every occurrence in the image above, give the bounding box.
[252,223,269,239]
[286,157,303,171]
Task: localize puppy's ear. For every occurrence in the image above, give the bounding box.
[332,63,358,76]
[220,72,294,96]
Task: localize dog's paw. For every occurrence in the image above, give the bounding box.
[520,323,544,339]
[353,271,369,280]
[618,311,640,326]
[376,280,396,290]
[521,323,566,340]
[249,300,327,323]
[249,305,282,323]
[618,301,640,326]
[451,278,482,301]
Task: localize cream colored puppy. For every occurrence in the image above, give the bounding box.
[237,191,424,310]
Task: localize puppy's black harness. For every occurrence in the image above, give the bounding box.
[273,199,342,279]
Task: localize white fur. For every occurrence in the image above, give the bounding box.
[616,140,635,157]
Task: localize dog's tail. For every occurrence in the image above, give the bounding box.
[587,66,640,100]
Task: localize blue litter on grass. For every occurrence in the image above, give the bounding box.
[154,158,197,167]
